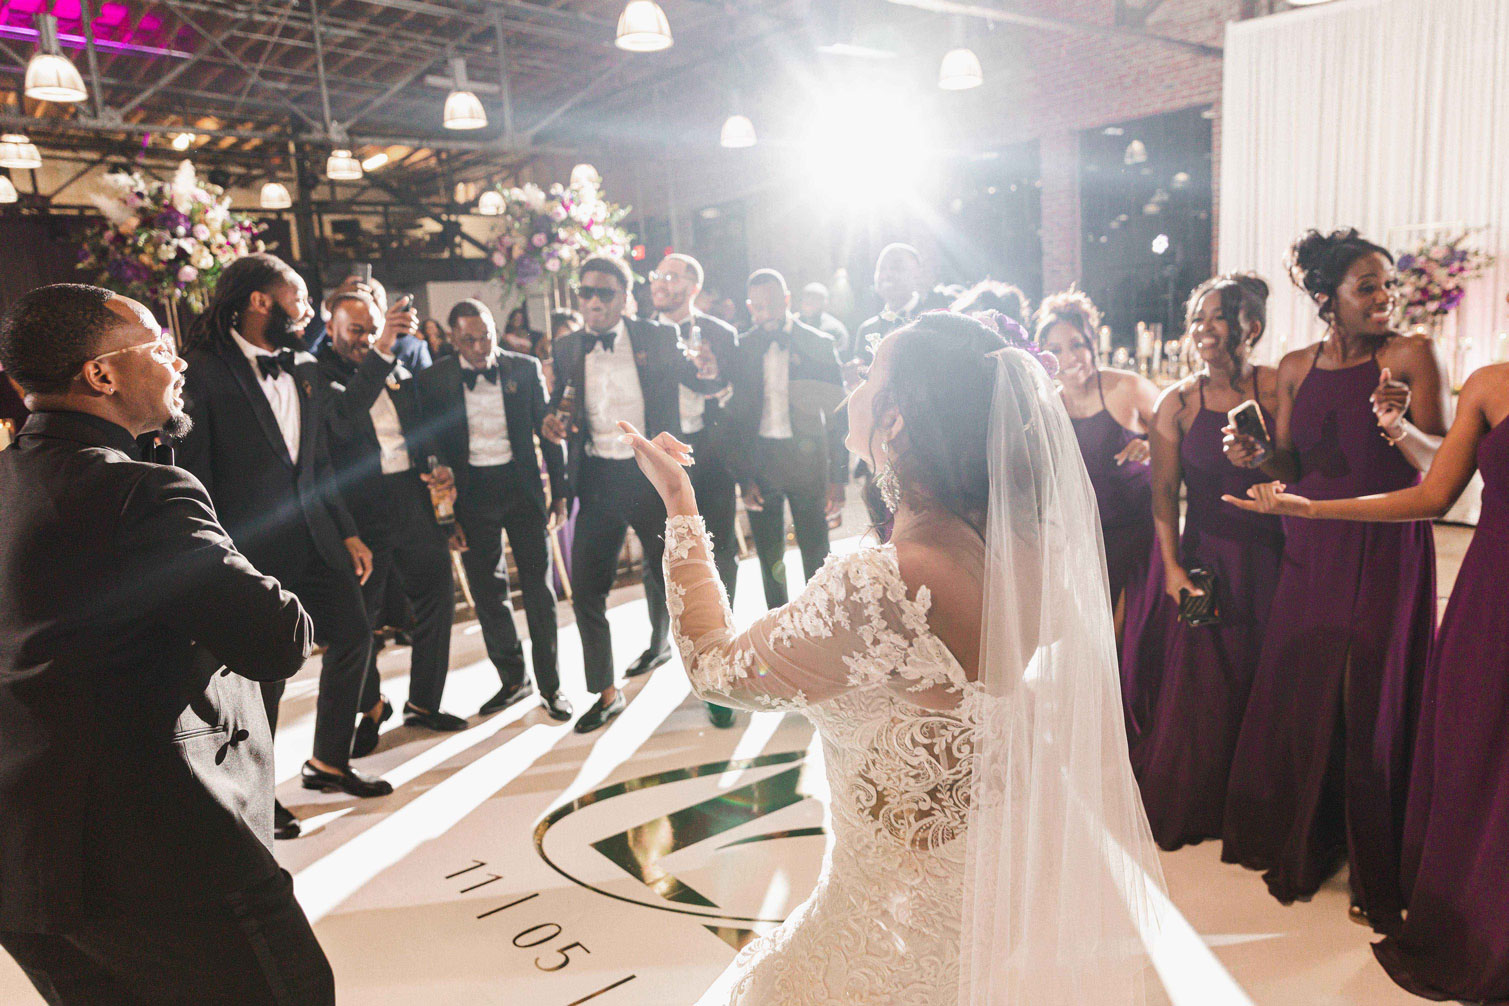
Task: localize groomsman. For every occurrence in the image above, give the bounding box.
[648,253,739,729]
[420,299,571,722]
[734,269,847,609]
[541,256,713,733]
[180,254,391,844]
[850,243,949,370]
[318,291,467,755]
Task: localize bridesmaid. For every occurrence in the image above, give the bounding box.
[1035,290,1160,642]
[1220,228,1446,930]
[1227,361,1509,1003]
[1123,274,1284,850]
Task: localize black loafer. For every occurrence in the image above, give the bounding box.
[300,761,394,798]
[572,693,626,734]
[273,800,301,840]
[479,680,535,716]
[352,695,393,758]
[706,703,736,729]
[402,704,468,732]
[541,691,574,722]
[624,647,672,679]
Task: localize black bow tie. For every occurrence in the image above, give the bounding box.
[585,329,618,354]
[256,350,297,380]
[462,366,500,391]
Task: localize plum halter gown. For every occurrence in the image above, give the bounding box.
[1372,415,1509,1001]
[1122,380,1284,850]
[1070,375,1156,609]
[1220,348,1436,929]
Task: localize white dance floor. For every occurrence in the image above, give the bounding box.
[3,530,1469,1005]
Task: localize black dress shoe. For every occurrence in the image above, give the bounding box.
[624,646,672,679]
[706,703,736,729]
[573,693,626,734]
[300,761,394,797]
[273,800,301,840]
[352,695,393,759]
[479,680,535,716]
[402,704,468,732]
[541,691,574,722]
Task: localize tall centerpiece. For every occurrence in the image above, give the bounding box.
[80,160,266,342]
[485,164,633,312]
[1393,234,1496,390]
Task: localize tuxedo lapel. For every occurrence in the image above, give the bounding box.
[215,340,293,470]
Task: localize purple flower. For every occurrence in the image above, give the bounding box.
[515,257,543,284]
[1397,254,1416,271]
[531,232,548,249]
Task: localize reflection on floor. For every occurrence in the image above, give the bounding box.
[0,528,1473,1005]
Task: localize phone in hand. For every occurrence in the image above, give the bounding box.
[1227,400,1272,465]
[350,262,373,285]
[1178,568,1221,627]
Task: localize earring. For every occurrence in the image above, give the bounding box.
[875,438,902,512]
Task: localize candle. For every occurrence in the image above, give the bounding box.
[1099,325,1113,357]
[1136,323,1152,361]
[1497,332,1509,362]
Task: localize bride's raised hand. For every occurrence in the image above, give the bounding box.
[617,421,697,513]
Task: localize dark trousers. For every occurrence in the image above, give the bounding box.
[355,471,455,715]
[642,429,740,652]
[455,461,559,695]
[259,528,371,768]
[748,437,831,609]
[573,456,667,694]
[0,870,333,1006]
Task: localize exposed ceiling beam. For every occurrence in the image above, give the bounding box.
[881,0,1223,56]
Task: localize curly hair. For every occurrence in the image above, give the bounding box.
[1287,227,1392,324]
[951,280,1032,329]
[866,312,1009,534]
[1032,288,1103,356]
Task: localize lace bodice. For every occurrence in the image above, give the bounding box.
[664,515,980,1005]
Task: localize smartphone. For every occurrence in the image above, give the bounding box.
[1227,400,1272,463]
[350,262,372,285]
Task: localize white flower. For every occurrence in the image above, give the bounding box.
[157,243,177,262]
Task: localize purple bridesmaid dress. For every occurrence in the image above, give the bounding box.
[1123,382,1284,850]
[1221,349,1436,929]
[1071,378,1156,612]
[1372,416,1509,1001]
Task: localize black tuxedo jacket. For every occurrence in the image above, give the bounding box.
[318,345,427,532]
[731,318,848,486]
[851,288,954,365]
[179,336,358,578]
[418,350,566,513]
[0,412,311,932]
[548,317,706,495]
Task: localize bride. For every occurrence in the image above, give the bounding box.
[618,311,1166,1005]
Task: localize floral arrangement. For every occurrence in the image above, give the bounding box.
[486,164,633,302]
[1393,236,1496,330]
[80,160,266,314]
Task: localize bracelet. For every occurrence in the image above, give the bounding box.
[1380,424,1407,445]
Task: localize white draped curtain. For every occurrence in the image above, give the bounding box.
[1220,0,1509,375]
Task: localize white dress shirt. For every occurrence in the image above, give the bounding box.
[658,312,706,435]
[231,328,301,464]
[368,351,411,475]
[460,356,513,467]
[758,319,794,440]
[583,320,644,459]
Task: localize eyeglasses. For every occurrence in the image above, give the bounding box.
[575,284,618,304]
[648,270,689,284]
[88,334,178,369]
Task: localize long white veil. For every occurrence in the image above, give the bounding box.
[959,346,1167,1003]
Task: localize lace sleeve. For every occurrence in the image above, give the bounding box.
[662,515,965,713]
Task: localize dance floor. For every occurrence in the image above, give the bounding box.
[0,526,1472,1006]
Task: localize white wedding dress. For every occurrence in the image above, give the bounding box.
[664,345,1166,1006]
[665,513,983,1005]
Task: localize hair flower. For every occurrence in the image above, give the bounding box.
[970,309,1059,378]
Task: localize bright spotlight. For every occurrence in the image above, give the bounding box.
[802,85,931,210]
[1151,233,1170,254]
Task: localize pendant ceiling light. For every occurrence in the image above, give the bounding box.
[0,176,17,204]
[720,114,757,149]
[443,58,487,130]
[0,134,42,171]
[260,182,292,210]
[938,47,983,90]
[615,1,673,52]
[476,190,505,215]
[171,132,195,151]
[1123,139,1148,165]
[325,149,362,181]
[25,14,88,103]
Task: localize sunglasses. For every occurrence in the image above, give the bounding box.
[575,284,618,304]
